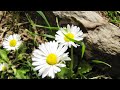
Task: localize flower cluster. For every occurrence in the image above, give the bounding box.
[32,24,83,78]
[1,24,83,79]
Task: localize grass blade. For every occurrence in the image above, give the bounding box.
[81,42,85,59]
[25,29,55,39]
[25,13,36,29]
[56,17,60,28]
[41,34,55,39]
[35,24,59,30]
[37,11,50,27]
[92,60,111,68]
[0,49,9,62]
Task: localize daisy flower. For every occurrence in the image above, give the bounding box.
[55,24,83,48]
[0,63,8,71]
[2,34,22,51]
[32,41,71,79]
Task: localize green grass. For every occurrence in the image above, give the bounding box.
[107,11,120,27]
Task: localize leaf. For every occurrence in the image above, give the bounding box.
[37,11,50,27]
[0,49,9,62]
[79,62,92,74]
[81,42,86,59]
[0,59,5,63]
[57,67,72,79]
[18,43,27,53]
[17,53,25,60]
[15,69,29,79]
[92,60,111,68]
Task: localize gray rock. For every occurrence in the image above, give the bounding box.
[44,11,120,77]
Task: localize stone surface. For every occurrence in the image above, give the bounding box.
[44,11,120,77]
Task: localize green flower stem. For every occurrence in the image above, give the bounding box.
[26,60,40,79]
[15,50,18,61]
[70,46,74,76]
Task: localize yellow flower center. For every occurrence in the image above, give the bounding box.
[46,53,57,65]
[2,66,7,71]
[64,33,74,42]
[9,39,17,47]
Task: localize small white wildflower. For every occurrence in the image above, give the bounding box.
[32,41,71,79]
[2,34,22,51]
[55,24,83,48]
[0,63,8,71]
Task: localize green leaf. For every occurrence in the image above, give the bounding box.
[79,62,92,74]
[81,42,86,59]
[37,11,50,27]
[92,60,111,68]
[17,53,25,60]
[57,67,72,79]
[0,59,5,63]
[0,49,9,62]
[18,43,27,53]
[15,69,29,79]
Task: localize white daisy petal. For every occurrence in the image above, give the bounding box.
[14,34,21,41]
[56,44,67,54]
[42,66,51,78]
[57,45,68,57]
[48,67,55,78]
[33,52,45,58]
[32,57,46,62]
[39,43,49,55]
[8,35,13,40]
[70,42,78,48]
[39,65,50,78]
[38,67,46,76]
[53,66,61,73]
[33,49,46,56]
[32,62,42,66]
[16,41,22,47]
[33,65,43,71]
[3,45,10,49]
[76,31,83,36]
[59,53,71,61]
[56,64,66,67]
